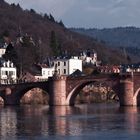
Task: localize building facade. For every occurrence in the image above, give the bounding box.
[0,48,6,58]
[120,64,140,73]
[80,50,98,65]
[53,57,82,75]
[41,66,54,79]
[0,60,17,84]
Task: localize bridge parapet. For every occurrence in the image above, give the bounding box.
[48,75,67,81]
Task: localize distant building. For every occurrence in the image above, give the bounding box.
[41,66,54,79]
[32,56,83,80]
[34,64,55,80]
[100,65,120,73]
[0,42,7,58]
[0,48,6,58]
[79,50,98,65]
[0,60,17,84]
[33,57,82,80]
[26,63,54,81]
[120,64,140,73]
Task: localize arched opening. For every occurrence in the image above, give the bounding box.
[0,97,4,105]
[134,88,140,106]
[137,92,140,106]
[66,81,119,106]
[20,88,49,105]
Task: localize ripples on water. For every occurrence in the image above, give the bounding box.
[0,103,140,140]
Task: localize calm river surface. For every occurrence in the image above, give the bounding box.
[0,103,140,140]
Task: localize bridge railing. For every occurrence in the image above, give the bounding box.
[0,78,48,85]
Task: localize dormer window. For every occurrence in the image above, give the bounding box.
[11,63,14,67]
[3,62,6,67]
[7,61,10,67]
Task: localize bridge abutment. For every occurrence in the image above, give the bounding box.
[119,80,134,106]
[49,75,67,106]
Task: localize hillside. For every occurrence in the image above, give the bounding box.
[0,0,132,74]
[71,27,140,59]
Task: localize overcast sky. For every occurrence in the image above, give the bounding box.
[5,0,140,28]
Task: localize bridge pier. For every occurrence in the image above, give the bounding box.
[4,94,20,105]
[119,80,134,106]
[49,75,67,106]
[3,88,20,105]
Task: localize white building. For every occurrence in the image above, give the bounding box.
[42,67,54,79]
[0,42,7,58]
[0,60,17,84]
[34,57,82,80]
[53,57,82,75]
[80,50,98,65]
[34,64,55,81]
[0,48,6,58]
[120,64,140,73]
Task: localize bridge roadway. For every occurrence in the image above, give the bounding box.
[0,73,139,106]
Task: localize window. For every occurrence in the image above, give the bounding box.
[58,62,60,66]
[58,69,60,74]
[5,71,8,75]
[64,62,66,66]
[9,71,13,76]
[43,71,45,75]
[48,71,50,75]
[2,71,6,75]
[52,71,54,75]
[64,69,66,74]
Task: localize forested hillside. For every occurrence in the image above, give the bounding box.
[71,27,140,60]
[0,0,132,74]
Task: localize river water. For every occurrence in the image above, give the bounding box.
[0,103,140,140]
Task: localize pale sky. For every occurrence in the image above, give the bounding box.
[5,0,140,28]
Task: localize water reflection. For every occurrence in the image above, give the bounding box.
[0,104,139,139]
[0,107,17,139]
[118,107,139,134]
[42,106,83,136]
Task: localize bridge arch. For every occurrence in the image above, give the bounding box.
[66,80,119,106]
[16,85,49,100]
[134,88,140,106]
[20,87,49,104]
[2,82,50,105]
[0,97,4,105]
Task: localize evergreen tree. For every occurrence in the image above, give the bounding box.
[44,13,49,20]
[59,20,65,27]
[50,31,61,56]
[3,43,18,66]
[30,9,36,14]
[49,14,55,22]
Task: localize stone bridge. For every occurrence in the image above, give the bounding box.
[0,81,49,105]
[0,73,140,106]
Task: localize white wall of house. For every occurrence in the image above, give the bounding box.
[69,59,82,74]
[41,67,55,79]
[0,48,6,58]
[54,59,68,75]
[0,61,17,84]
[53,58,82,75]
